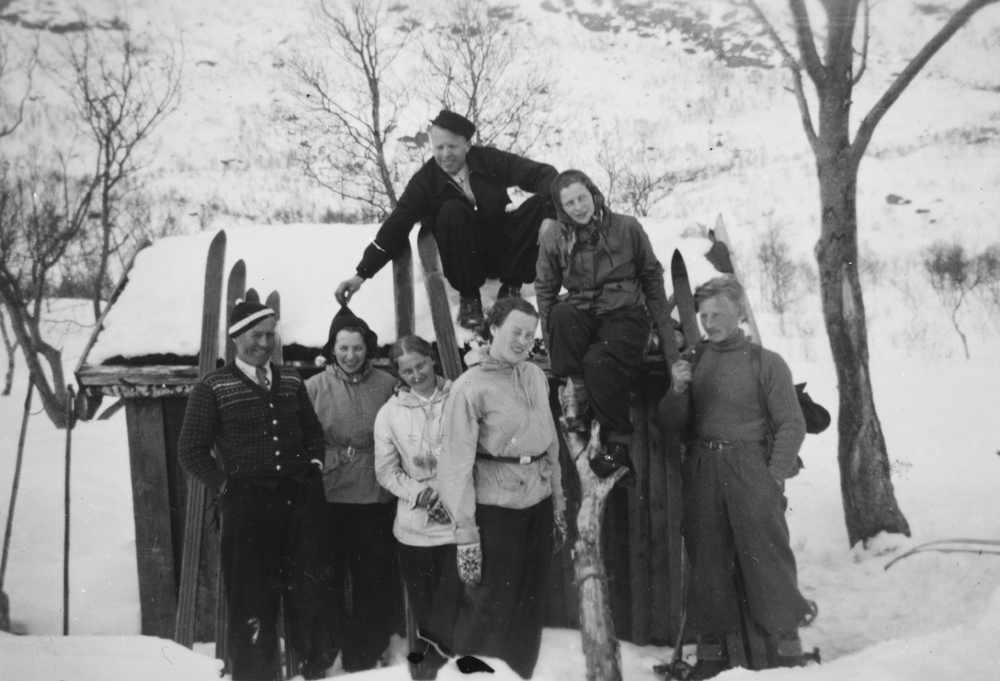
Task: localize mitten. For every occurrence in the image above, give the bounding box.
[456,542,482,585]
[426,499,452,525]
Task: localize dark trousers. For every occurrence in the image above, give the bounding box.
[454,498,553,679]
[397,543,461,654]
[547,302,650,436]
[219,476,330,681]
[431,195,553,296]
[682,442,811,639]
[325,502,401,672]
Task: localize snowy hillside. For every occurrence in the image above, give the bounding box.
[2,0,1000,679]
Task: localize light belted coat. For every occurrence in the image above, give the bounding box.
[436,356,566,545]
[373,378,454,546]
[305,362,397,504]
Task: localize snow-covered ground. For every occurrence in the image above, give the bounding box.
[2,0,1000,678]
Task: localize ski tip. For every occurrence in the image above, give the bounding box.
[209,229,226,248]
[229,259,246,274]
[244,288,261,304]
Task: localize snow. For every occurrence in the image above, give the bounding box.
[2,0,1000,679]
[86,221,720,364]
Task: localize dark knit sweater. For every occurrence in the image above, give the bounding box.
[178,364,325,490]
[660,332,805,479]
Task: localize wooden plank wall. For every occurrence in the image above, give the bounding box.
[542,374,683,646]
[124,399,177,638]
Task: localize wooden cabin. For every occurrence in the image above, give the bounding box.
[77,224,702,646]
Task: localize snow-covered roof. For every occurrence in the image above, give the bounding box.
[87,221,722,364]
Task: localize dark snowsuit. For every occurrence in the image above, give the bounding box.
[535,208,672,438]
[178,364,329,681]
[354,146,558,295]
[658,332,811,658]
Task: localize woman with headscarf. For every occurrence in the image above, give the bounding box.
[305,306,399,672]
[435,296,566,679]
[534,168,674,478]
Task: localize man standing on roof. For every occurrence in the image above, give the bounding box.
[334,109,558,329]
[178,301,332,681]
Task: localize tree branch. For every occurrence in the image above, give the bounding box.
[744,0,820,153]
[852,0,1000,161]
[853,0,870,85]
[788,0,826,85]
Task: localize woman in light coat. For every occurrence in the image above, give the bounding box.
[436,297,567,679]
[305,306,398,673]
[374,334,460,680]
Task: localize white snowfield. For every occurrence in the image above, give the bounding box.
[2,0,1000,679]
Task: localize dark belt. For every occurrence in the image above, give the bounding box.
[476,450,546,465]
[695,438,768,452]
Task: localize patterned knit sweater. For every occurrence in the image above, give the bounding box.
[178,363,325,490]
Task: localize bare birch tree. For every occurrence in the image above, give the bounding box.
[744,0,1000,546]
[421,0,554,153]
[286,0,409,217]
[64,25,181,321]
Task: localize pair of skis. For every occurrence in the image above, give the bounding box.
[176,231,292,679]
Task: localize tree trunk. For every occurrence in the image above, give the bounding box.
[814,100,910,545]
[563,421,627,681]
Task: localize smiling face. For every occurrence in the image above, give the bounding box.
[489,310,538,365]
[396,350,436,396]
[558,181,596,225]
[233,317,277,367]
[698,294,743,344]
[430,125,471,175]
[333,329,368,374]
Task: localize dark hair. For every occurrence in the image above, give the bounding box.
[389,334,435,365]
[478,297,538,340]
[550,169,608,225]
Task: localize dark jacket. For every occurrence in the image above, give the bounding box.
[178,364,325,490]
[535,210,672,346]
[355,146,557,278]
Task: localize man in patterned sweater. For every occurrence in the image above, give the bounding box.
[178,300,330,681]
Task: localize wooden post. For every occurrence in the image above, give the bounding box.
[393,244,415,337]
[625,395,650,643]
[125,399,179,637]
[564,421,629,681]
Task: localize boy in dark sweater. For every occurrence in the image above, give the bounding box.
[178,301,331,681]
[658,275,811,679]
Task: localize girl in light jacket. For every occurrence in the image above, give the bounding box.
[436,297,567,680]
[375,335,460,680]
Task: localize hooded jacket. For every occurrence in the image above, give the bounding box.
[535,176,672,350]
[436,356,565,545]
[374,377,454,546]
[306,362,397,504]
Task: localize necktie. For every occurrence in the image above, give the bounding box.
[255,366,270,389]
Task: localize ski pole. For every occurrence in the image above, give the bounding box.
[63,385,76,636]
[0,376,34,632]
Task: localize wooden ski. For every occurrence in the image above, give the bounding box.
[704,216,770,669]
[416,224,463,380]
[176,230,227,648]
[707,215,761,343]
[265,291,283,366]
[670,249,702,357]
[214,258,245,669]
